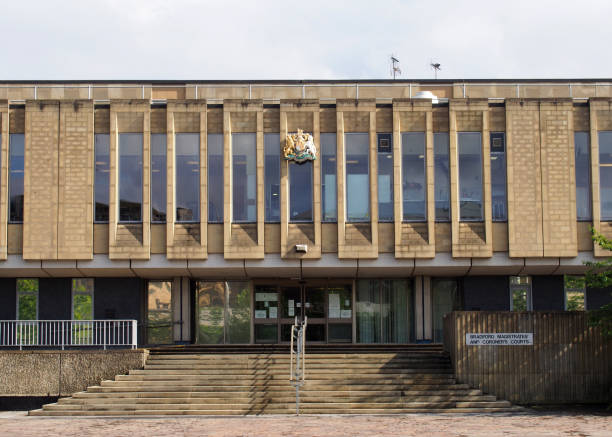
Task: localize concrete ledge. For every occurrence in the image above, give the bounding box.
[0,349,147,396]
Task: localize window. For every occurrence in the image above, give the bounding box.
[434,133,450,221]
[9,133,24,223]
[147,280,173,344]
[575,132,591,220]
[175,133,200,222]
[321,133,337,222]
[72,278,93,320]
[232,133,257,223]
[458,132,483,221]
[599,132,612,220]
[207,134,224,223]
[401,132,426,221]
[151,134,166,223]
[345,133,370,222]
[289,161,313,222]
[564,275,586,311]
[509,276,532,311]
[17,278,38,320]
[118,133,143,222]
[490,132,507,221]
[196,281,251,344]
[264,133,280,222]
[356,279,413,343]
[377,133,393,222]
[94,134,110,222]
[432,279,460,343]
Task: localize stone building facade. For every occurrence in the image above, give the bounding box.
[0,79,611,346]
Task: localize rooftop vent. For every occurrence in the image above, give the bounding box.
[413,91,439,104]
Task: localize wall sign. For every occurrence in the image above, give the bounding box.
[466,333,533,346]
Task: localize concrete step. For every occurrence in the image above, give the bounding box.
[58,394,499,405]
[120,371,453,381]
[72,388,486,399]
[90,383,470,392]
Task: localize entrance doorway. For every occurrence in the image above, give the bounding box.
[254,281,353,344]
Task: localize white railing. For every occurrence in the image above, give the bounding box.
[0,320,137,350]
[290,316,307,415]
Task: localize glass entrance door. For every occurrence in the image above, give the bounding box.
[255,281,352,344]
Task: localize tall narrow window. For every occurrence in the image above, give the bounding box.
[345,133,370,222]
[321,133,337,222]
[94,134,110,222]
[377,133,393,222]
[458,132,483,221]
[510,276,532,311]
[118,133,143,222]
[289,162,313,222]
[434,133,450,221]
[575,132,591,220]
[490,132,507,221]
[232,133,257,222]
[175,133,200,222]
[432,279,460,343]
[207,133,224,223]
[151,134,166,223]
[564,275,586,311]
[72,278,94,320]
[264,133,280,222]
[147,280,173,344]
[17,278,38,320]
[9,133,24,223]
[599,132,612,220]
[401,132,426,221]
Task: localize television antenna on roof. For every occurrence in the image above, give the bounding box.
[430,60,441,79]
[390,55,401,79]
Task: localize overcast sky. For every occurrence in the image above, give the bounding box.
[2,0,611,80]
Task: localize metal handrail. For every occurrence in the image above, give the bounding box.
[0,320,138,350]
[290,315,307,415]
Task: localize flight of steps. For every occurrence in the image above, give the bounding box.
[30,347,520,415]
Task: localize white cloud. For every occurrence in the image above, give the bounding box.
[0,0,611,79]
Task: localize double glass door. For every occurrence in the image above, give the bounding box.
[254,282,353,344]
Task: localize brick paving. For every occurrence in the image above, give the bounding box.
[0,411,610,437]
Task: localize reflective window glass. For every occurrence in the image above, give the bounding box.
[119,133,143,222]
[232,133,257,222]
[575,132,591,221]
[564,275,586,311]
[147,280,173,344]
[151,134,166,223]
[509,276,532,311]
[94,134,110,222]
[401,132,426,221]
[9,134,24,223]
[458,132,483,221]
[356,279,413,344]
[264,134,280,222]
[432,279,460,343]
[207,134,224,223]
[72,278,93,320]
[196,281,251,344]
[289,162,313,222]
[434,133,450,221]
[17,279,38,320]
[599,132,612,220]
[345,133,370,222]
[377,133,394,222]
[490,132,507,221]
[175,133,200,222]
[321,133,337,222]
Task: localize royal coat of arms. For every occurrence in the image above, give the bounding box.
[284,129,317,163]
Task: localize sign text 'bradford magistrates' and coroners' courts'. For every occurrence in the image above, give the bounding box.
[466,333,534,346]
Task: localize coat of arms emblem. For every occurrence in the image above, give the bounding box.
[284,129,317,163]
